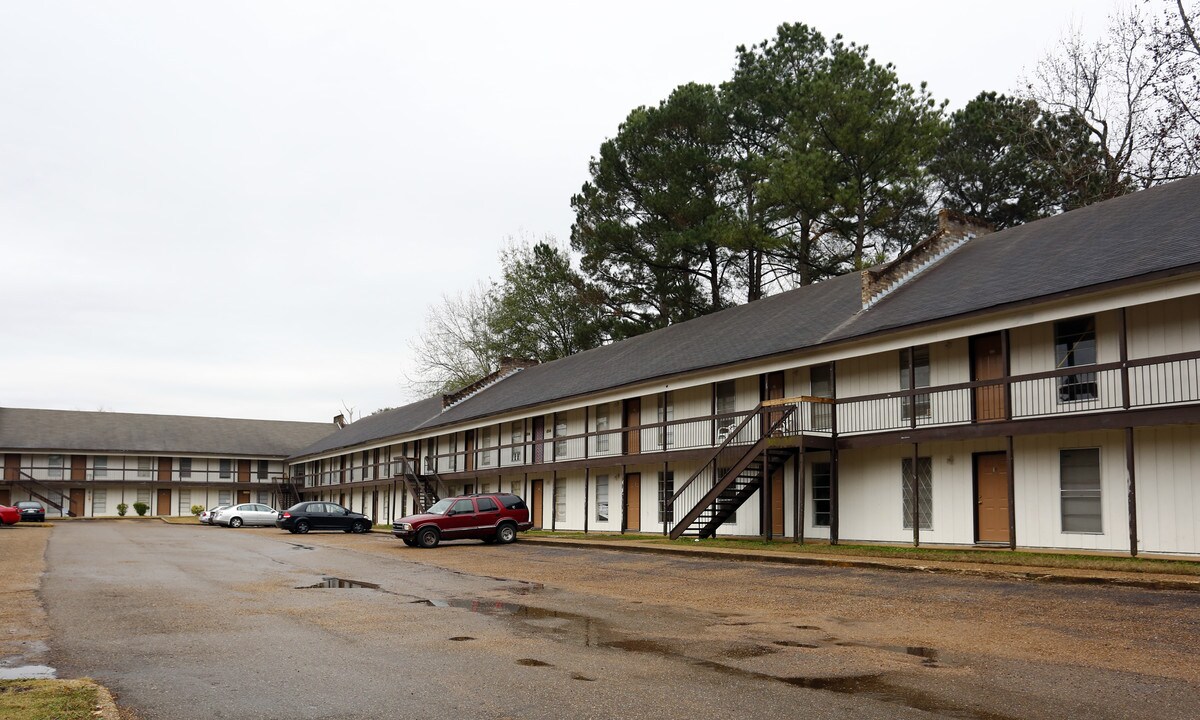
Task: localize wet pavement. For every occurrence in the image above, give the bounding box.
[39,523,1200,719]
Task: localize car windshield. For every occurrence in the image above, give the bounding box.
[424,499,453,515]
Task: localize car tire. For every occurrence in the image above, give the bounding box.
[229,517,243,528]
[294,520,310,534]
[288,528,298,534]
[417,526,440,549]
[402,538,416,547]
[496,523,517,544]
[350,520,367,534]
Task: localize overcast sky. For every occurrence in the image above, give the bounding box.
[0,0,1120,422]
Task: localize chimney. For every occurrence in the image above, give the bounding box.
[860,209,992,309]
[333,414,346,429]
[441,357,539,410]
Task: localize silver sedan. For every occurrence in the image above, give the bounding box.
[213,503,278,528]
[199,505,230,525]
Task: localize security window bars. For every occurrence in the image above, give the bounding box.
[901,457,933,530]
[812,462,832,527]
[658,471,674,524]
[1055,317,1098,402]
[1060,448,1102,533]
[553,478,566,523]
[900,346,931,421]
[596,474,609,522]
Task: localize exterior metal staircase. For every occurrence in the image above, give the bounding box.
[668,403,798,540]
[17,472,69,515]
[397,458,442,513]
[274,480,302,510]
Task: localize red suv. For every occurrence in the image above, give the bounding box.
[392,493,532,548]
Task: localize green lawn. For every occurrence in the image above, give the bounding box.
[0,680,102,720]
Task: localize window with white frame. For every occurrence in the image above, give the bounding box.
[901,457,933,530]
[137,457,152,478]
[657,393,675,448]
[810,364,833,431]
[595,474,609,522]
[554,417,568,458]
[47,455,63,479]
[218,490,232,505]
[715,380,737,440]
[482,427,493,466]
[178,490,191,515]
[257,491,269,505]
[94,456,108,479]
[596,405,610,453]
[510,424,523,463]
[811,462,831,527]
[1055,317,1098,402]
[179,458,192,479]
[658,471,675,524]
[1060,448,1102,533]
[553,477,566,523]
[136,489,151,506]
[900,346,931,421]
[92,489,106,515]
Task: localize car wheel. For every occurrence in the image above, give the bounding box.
[229,517,243,528]
[295,520,310,534]
[496,523,517,544]
[417,526,440,549]
[350,520,367,534]
[288,528,298,534]
[402,538,416,547]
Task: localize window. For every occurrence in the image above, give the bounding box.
[94,456,108,479]
[554,417,568,458]
[511,424,523,463]
[500,494,527,510]
[476,496,498,512]
[715,380,737,440]
[900,346,931,422]
[47,455,63,479]
[553,478,566,523]
[136,489,151,505]
[219,459,232,479]
[596,405,610,453]
[901,457,933,530]
[452,498,474,514]
[178,490,191,515]
[658,471,675,524]
[92,489,106,515]
[179,458,192,479]
[596,474,609,522]
[1061,448,1102,533]
[218,490,232,505]
[137,457,152,478]
[258,460,269,480]
[811,462,831,527]
[810,364,833,431]
[657,392,675,448]
[1055,317,1098,402]
[482,427,493,466]
[257,491,269,505]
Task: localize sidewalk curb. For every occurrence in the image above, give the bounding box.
[521,537,1200,593]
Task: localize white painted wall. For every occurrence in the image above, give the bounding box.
[1134,424,1200,555]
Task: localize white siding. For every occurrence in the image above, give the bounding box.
[1135,425,1200,555]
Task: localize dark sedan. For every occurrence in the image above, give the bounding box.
[15,501,45,522]
[275,502,371,534]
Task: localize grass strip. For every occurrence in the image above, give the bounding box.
[0,679,101,720]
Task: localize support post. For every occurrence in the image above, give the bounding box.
[1118,308,1131,410]
[584,466,590,535]
[912,442,920,547]
[794,449,805,544]
[662,461,669,537]
[830,364,839,546]
[1006,435,1016,551]
[1126,427,1138,557]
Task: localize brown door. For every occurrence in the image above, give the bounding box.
[157,489,172,516]
[530,479,544,529]
[770,466,785,536]
[532,418,545,464]
[71,455,87,481]
[624,399,641,455]
[158,457,173,483]
[976,453,1010,543]
[0,488,9,506]
[972,333,1007,422]
[765,370,785,432]
[464,431,475,472]
[238,459,251,483]
[69,488,85,517]
[4,454,20,481]
[239,490,252,504]
[624,473,641,532]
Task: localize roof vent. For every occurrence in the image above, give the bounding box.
[860,209,992,310]
[333,414,346,429]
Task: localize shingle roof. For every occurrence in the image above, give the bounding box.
[289,176,1200,458]
[0,408,335,457]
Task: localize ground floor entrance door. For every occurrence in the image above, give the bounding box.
[624,473,641,532]
[69,488,85,517]
[530,479,543,529]
[157,489,172,516]
[238,490,252,504]
[975,452,1010,543]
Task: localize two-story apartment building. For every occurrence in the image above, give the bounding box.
[287,177,1200,557]
[0,408,334,517]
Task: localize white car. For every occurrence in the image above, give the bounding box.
[199,505,230,525]
[213,503,279,528]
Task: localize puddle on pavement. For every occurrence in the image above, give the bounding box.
[0,665,57,680]
[773,640,819,648]
[783,674,1012,720]
[285,543,315,550]
[298,577,380,590]
[599,639,675,654]
[449,636,475,642]
[516,658,552,667]
[571,673,596,682]
[723,645,778,659]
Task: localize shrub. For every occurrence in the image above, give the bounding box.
[132,502,149,517]
[190,504,204,517]
[116,503,129,517]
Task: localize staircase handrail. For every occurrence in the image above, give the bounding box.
[667,403,763,508]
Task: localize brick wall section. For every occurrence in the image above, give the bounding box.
[860,209,993,308]
[441,357,539,410]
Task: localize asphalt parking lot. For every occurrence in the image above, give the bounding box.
[33,522,1200,719]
